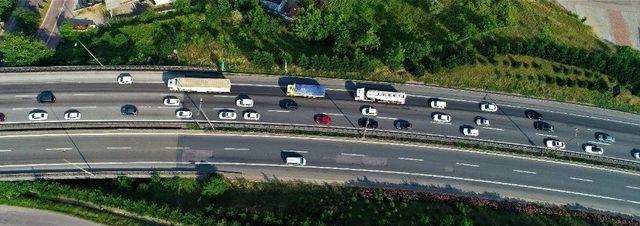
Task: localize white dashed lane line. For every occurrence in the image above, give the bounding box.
[0,150,11,152]
[164,147,190,150]
[106,147,132,150]
[283,150,308,154]
[570,177,593,182]
[398,157,424,161]
[223,148,250,151]
[341,153,365,157]
[323,113,344,116]
[267,110,290,113]
[513,169,537,175]
[377,116,398,120]
[535,133,557,138]
[455,162,479,167]
[626,186,640,190]
[483,127,504,131]
[72,93,96,96]
[45,147,73,151]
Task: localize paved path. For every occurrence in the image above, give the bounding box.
[35,0,74,49]
[0,205,101,226]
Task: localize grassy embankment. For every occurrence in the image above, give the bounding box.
[50,0,639,113]
[0,175,634,225]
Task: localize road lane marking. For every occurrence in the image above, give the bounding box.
[46,148,72,151]
[213,108,236,110]
[456,162,479,167]
[626,186,640,190]
[223,148,250,151]
[164,147,190,150]
[587,141,611,146]
[14,95,36,98]
[138,106,153,109]
[4,161,637,205]
[267,110,290,113]
[483,127,504,131]
[0,150,11,152]
[398,157,423,161]
[73,93,96,96]
[535,133,557,138]
[513,169,537,175]
[11,108,31,110]
[430,121,452,125]
[323,113,344,116]
[157,106,178,109]
[283,150,308,153]
[69,106,97,109]
[213,95,236,98]
[341,153,365,157]
[376,116,397,120]
[106,147,132,150]
[232,83,280,88]
[570,177,593,182]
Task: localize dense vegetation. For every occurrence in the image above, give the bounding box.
[0,175,634,225]
[11,8,39,35]
[0,34,53,66]
[0,0,15,22]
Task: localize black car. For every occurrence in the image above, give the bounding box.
[37,91,56,103]
[358,117,378,129]
[534,121,554,132]
[121,104,138,115]
[394,119,412,130]
[525,110,542,120]
[282,99,298,110]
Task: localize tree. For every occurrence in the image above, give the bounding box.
[173,0,191,14]
[297,54,309,68]
[0,34,53,66]
[0,0,16,21]
[202,175,228,199]
[293,5,328,40]
[384,42,405,70]
[13,8,39,35]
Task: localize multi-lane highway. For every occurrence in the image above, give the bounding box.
[0,71,638,160]
[0,131,638,216]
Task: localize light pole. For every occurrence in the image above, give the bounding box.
[198,98,214,131]
[362,119,369,139]
[75,40,103,66]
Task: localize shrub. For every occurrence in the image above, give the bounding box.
[202,175,229,199]
[577,79,588,88]
[297,54,309,68]
[523,62,530,68]
[12,8,39,35]
[556,77,565,86]
[552,64,562,73]
[532,61,541,69]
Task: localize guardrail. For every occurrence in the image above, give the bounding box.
[0,65,219,73]
[0,120,638,170]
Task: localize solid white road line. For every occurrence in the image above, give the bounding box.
[11,108,32,110]
[513,169,537,175]
[45,148,72,151]
[341,153,365,157]
[14,95,36,98]
[223,148,250,151]
[283,150,308,154]
[398,157,423,161]
[626,186,640,190]
[430,121,452,125]
[164,147,190,150]
[456,162,479,167]
[106,147,132,150]
[0,150,11,152]
[213,107,236,110]
[323,113,344,116]
[267,110,291,113]
[483,127,504,131]
[376,116,398,120]
[570,177,593,182]
[535,133,558,138]
[213,95,236,98]
[2,161,637,205]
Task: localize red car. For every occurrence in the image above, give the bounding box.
[314,114,331,125]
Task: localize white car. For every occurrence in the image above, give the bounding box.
[430,100,447,109]
[218,111,237,120]
[545,139,566,149]
[286,156,306,166]
[243,111,261,120]
[117,74,133,84]
[164,97,180,106]
[583,144,604,155]
[432,113,451,123]
[463,127,479,136]
[176,109,193,118]
[236,98,254,107]
[28,111,48,121]
[634,152,640,160]
[64,111,81,120]
[475,117,490,126]
[480,102,498,112]
[361,106,377,116]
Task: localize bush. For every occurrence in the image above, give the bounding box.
[202,175,228,199]
[555,77,565,86]
[251,50,275,68]
[577,79,588,88]
[12,8,39,35]
[0,0,16,21]
[0,34,53,66]
[532,61,541,69]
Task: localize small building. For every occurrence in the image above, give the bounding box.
[260,0,287,13]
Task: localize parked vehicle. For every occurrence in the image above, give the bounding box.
[167,78,231,93]
[286,84,325,98]
[354,88,406,105]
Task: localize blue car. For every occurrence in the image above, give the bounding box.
[596,133,615,143]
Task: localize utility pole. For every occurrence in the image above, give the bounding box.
[75,41,103,66]
[198,98,214,131]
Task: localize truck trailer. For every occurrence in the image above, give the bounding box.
[286,84,326,98]
[354,88,406,105]
[167,78,231,93]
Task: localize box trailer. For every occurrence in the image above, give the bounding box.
[167,78,231,93]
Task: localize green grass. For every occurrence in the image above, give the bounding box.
[0,176,632,225]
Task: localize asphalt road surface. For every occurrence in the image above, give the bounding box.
[0,71,638,161]
[0,205,101,226]
[0,131,637,216]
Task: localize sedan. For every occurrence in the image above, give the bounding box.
[282,99,298,110]
[37,91,56,103]
[176,109,193,118]
[432,113,451,123]
[596,133,615,143]
[164,96,181,106]
[243,111,261,120]
[0,113,5,122]
[583,144,604,155]
[480,102,498,112]
[475,117,489,126]
[64,110,81,120]
[314,114,331,125]
[545,139,565,149]
[236,98,254,107]
[634,151,640,160]
[462,127,479,136]
[118,73,133,84]
[358,117,378,129]
[394,119,412,130]
[430,100,447,109]
[534,121,554,132]
[525,110,542,120]
[361,106,377,116]
[28,111,48,121]
[218,110,237,120]
[121,104,138,116]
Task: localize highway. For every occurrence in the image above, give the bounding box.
[0,71,638,160]
[0,131,638,216]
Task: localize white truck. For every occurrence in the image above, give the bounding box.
[354,88,406,105]
[167,78,231,93]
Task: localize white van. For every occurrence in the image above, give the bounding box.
[286,157,306,166]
